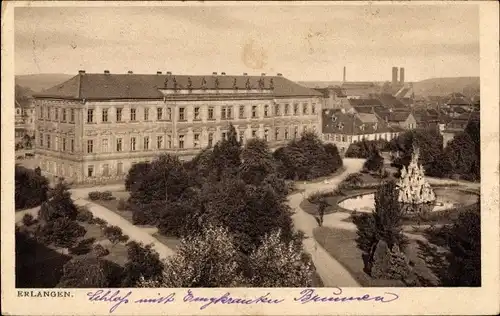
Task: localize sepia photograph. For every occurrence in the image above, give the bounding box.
[2,1,499,315]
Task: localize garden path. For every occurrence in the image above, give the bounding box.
[288,158,365,287]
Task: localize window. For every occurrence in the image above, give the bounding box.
[39,133,44,147]
[102,109,108,122]
[221,132,227,140]
[157,108,163,120]
[227,106,232,119]
[179,107,185,121]
[157,136,163,149]
[178,135,184,148]
[38,106,43,119]
[47,107,51,119]
[294,126,299,138]
[102,164,109,177]
[303,103,308,115]
[208,133,214,147]
[130,108,137,121]
[167,107,172,120]
[193,133,200,148]
[70,109,75,123]
[71,139,74,152]
[87,140,94,153]
[194,107,200,120]
[312,103,316,114]
[336,135,341,142]
[55,108,59,120]
[116,138,123,152]
[252,130,257,138]
[102,139,108,152]
[252,106,257,118]
[117,163,123,175]
[275,127,280,141]
[167,135,172,148]
[275,104,280,116]
[143,136,150,150]
[62,138,66,151]
[88,165,94,177]
[221,107,227,120]
[342,135,347,142]
[239,132,244,143]
[46,135,51,149]
[285,104,290,115]
[264,129,269,141]
[208,107,214,120]
[264,105,269,117]
[144,108,149,121]
[55,136,59,150]
[284,129,289,139]
[87,109,94,123]
[293,103,298,115]
[130,137,137,151]
[116,108,123,122]
[239,105,245,119]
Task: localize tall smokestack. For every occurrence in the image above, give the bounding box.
[392,67,398,85]
[399,67,405,84]
[343,66,346,82]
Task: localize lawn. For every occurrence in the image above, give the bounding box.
[313,226,441,287]
[91,191,134,223]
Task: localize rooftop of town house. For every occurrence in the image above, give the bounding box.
[33,72,323,100]
[321,108,397,135]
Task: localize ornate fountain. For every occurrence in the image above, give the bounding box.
[396,146,436,214]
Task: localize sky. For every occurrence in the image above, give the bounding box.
[14,4,480,82]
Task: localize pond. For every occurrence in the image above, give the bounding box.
[338,188,479,213]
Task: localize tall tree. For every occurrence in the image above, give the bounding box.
[240,138,277,185]
[122,241,165,287]
[38,181,78,222]
[15,165,49,210]
[209,124,242,181]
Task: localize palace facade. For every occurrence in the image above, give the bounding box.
[33,71,322,184]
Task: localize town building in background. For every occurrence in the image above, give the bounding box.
[32,71,322,184]
[15,99,35,148]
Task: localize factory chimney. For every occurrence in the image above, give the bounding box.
[392,67,398,85]
[399,67,405,84]
[343,66,346,82]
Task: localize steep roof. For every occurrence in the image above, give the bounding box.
[34,73,322,100]
[321,109,396,135]
[348,98,383,106]
[376,93,407,109]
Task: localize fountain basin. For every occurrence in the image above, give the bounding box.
[338,187,479,214]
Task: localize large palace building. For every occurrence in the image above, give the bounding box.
[33,70,323,184]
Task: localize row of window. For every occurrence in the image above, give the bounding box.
[38,125,315,153]
[38,106,76,123]
[38,102,318,124]
[323,132,399,143]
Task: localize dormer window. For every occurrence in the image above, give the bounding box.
[360,124,365,131]
[373,123,378,130]
[337,123,344,130]
[331,115,337,122]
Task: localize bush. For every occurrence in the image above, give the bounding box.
[93,217,108,227]
[103,225,124,244]
[88,191,115,201]
[76,208,94,223]
[70,237,96,255]
[117,198,128,211]
[15,165,49,210]
[93,244,110,257]
[38,182,78,222]
[22,213,36,226]
[119,235,130,243]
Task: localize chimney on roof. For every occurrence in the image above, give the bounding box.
[157,71,162,75]
[166,71,172,75]
[104,70,110,74]
[212,72,218,75]
[221,72,226,75]
[399,67,405,84]
[277,73,283,77]
[128,71,133,74]
[243,73,248,76]
[392,67,398,85]
[78,70,86,75]
[343,66,346,82]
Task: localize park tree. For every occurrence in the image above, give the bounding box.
[58,254,123,288]
[209,124,242,181]
[103,225,124,245]
[138,225,242,287]
[240,138,277,186]
[246,230,314,287]
[15,165,49,210]
[38,181,78,222]
[36,217,87,248]
[202,177,294,254]
[122,241,165,287]
[363,150,384,173]
[443,132,477,179]
[125,162,151,191]
[445,206,481,286]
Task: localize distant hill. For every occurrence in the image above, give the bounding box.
[15,74,73,92]
[299,77,479,97]
[412,77,479,97]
